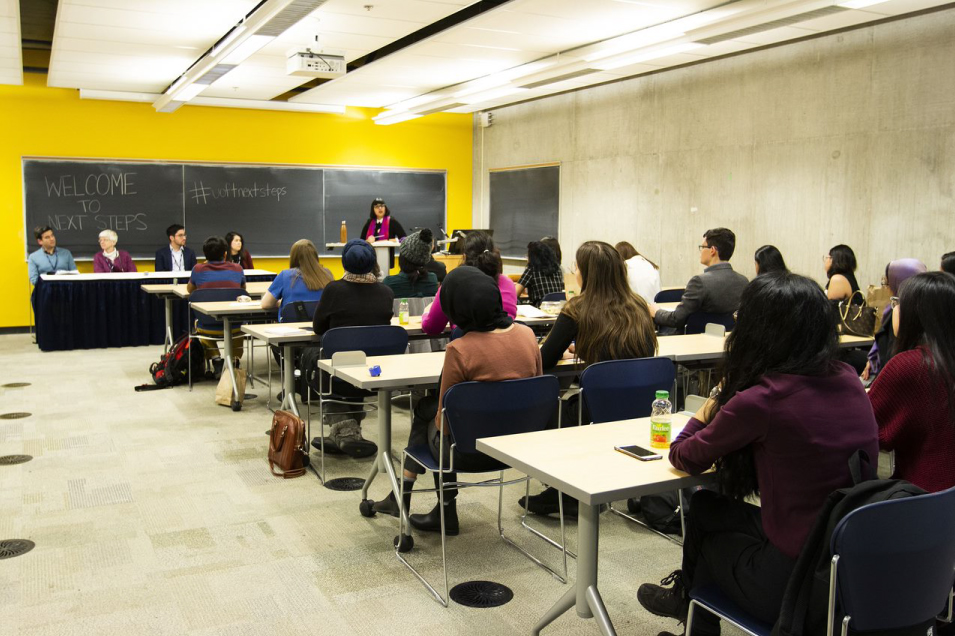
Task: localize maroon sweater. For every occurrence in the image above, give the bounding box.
[670,362,878,560]
[869,347,955,493]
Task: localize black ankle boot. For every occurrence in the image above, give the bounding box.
[409,499,459,536]
[373,481,414,518]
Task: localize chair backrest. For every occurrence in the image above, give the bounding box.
[442,376,560,455]
[704,323,726,337]
[279,299,320,323]
[394,296,435,353]
[320,325,409,358]
[541,291,566,303]
[684,312,735,335]
[830,485,955,633]
[654,288,684,303]
[189,287,244,330]
[578,357,676,424]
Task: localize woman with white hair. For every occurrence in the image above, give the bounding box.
[93,230,137,273]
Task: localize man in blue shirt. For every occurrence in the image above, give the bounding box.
[28,226,77,285]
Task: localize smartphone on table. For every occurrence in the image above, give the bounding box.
[614,444,663,461]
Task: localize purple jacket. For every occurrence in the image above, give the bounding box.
[670,363,878,560]
[93,250,137,273]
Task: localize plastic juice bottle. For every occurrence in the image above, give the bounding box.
[399,299,409,325]
[650,390,672,449]
[340,220,347,243]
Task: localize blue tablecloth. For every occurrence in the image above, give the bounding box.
[34,275,274,352]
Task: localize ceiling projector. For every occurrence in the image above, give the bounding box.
[287,50,346,78]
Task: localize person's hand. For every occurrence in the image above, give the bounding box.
[561,349,575,360]
[860,361,871,381]
[567,343,576,354]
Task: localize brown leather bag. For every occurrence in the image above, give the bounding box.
[268,410,308,479]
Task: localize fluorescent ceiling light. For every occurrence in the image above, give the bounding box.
[583,23,686,61]
[221,34,275,65]
[212,26,246,57]
[591,42,705,71]
[176,83,208,101]
[82,89,346,114]
[374,111,423,126]
[460,86,527,105]
[837,0,890,8]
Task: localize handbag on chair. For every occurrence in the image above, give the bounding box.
[837,291,877,337]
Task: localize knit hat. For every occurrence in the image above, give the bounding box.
[342,239,376,275]
[399,228,433,267]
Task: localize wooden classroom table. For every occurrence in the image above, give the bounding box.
[189,300,278,410]
[476,414,712,636]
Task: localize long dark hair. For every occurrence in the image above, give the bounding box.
[368,199,390,219]
[463,232,503,278]
[224,231,248,262]
[827,244,859,291]
[942,251,955,276]
[541,236,562,263]
[561,241,657,365]
[713,272,839,499]
[893,272,955,418]
[527,241,561,276]
[754,245,787,276]
[615,241,659,270]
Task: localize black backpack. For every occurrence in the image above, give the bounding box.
[136,335,205,391]
[772,451,928,636]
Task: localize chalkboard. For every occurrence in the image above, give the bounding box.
[323,170,446,255]
[23,159,446,260]
[489,165,559,259]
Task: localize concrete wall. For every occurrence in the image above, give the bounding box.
[473,8,955,289]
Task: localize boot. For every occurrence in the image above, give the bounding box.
[211,357,225,380]
[372,481,414,518]
[637,570,689,622]
[518,486,579,518]
[329,419,377,458]
[409,499,458,536]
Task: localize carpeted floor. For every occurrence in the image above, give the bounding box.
[1,333,707,635]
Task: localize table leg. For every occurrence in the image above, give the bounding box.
[531,501,615,635]
[281,344,300,417]
[164,297,174,351]
[360,389,411,530]
[222,316,239,405]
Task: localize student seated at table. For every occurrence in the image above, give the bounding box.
[310,239,394,458]
[515,240,565,307]
[260,239,332,321]
[523,240,658,516]
[424,232,447,284]
[861,259,926,381]
[824,243,863,304]
[650,228,748,332]
[616,240,661,304]
[224,231,254,269]
[155,224,197,273]
[93,230,137,273]
[637,271,878,636]
[370,266,542,530]
[868,271,955,493]
[383,229,439,298]
[28,226,77,285]
[753,244,787,276]
[187,236,246,367]
[941,251,955,276]
[421,232,517,335]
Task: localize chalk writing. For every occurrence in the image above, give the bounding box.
[44,213,147,232]
[44,173,137,198]
[189,180,287,205]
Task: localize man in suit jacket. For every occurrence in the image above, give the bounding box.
[155,223,197,272]
[651,227,748,331]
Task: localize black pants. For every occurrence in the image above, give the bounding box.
[404,395,500,498]
[683,490,795,635]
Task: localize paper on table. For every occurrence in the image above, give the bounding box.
[516,304,550,318]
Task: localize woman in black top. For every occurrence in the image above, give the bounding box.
[359,198,407,242]
[515,240,564,307]
[824,244,862,304]
[224,231,253,269]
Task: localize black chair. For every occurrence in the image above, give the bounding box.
[268,300,321,412]
[306,325,409,482]
[541,291,566,303]
[654,289,684,303]
[396,376,566,606]
[687,485,955,636]
[187,287,245,392]
[684,312,735,335]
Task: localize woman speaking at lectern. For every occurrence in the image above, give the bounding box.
[359,198,407,243]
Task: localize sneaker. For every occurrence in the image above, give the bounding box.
[518,486,579,518]
[637,570,689,622]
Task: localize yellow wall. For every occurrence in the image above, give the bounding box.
[1,74,473,328]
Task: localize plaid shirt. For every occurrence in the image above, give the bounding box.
[518,266,565,307]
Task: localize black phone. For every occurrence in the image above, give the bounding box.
[614,444,663,461]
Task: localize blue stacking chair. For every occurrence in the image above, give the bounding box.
[267,300,321,412]
[396,376,567,607]
[686,485,955,636]
[654,288,684,303]
[187,287,245,390]
[684,311,735,335]
[575,358,683,543]
[306,325,409,482]
[541,291,566,303]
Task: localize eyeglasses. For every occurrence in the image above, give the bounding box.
[823,254,832,262]
[890,296,900,308]
[698,244,711,252]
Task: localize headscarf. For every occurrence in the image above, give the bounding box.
[342,239,376,275]
[439,266,513,335]
[886,258,927,299]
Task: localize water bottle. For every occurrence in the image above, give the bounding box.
[399,298,409,325]
[650,390,672,449]
[340,220,347,243]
